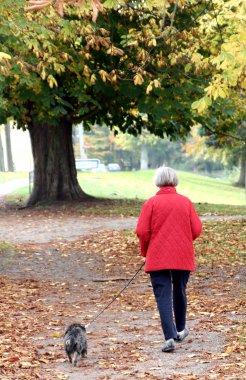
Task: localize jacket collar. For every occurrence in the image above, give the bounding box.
[156,186,177,195]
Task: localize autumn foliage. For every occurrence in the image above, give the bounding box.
[25,0,104,21]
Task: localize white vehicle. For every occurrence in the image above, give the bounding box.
[107,163,121,172]
[91,164,108,172]
[76,159,100,171]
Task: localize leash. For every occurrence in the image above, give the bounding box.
[85,261,145,329]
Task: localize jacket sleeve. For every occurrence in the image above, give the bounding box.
[136,200,153,257]
[190,202,202,240]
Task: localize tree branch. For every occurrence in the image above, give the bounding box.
[204,124,246,144]
[71,107,98,124]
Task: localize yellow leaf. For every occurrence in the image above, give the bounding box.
[83,65,91,77]
[146,83,153,94]
[41,69,46,80]
[153,79,161,88]
[0,52,11,61]
[84,53,91,60]
[99,69,108,82]
[213,88,219,100]
[90,74,97,85]
[191,96,212,113]
[20,361,37,368]
[218,86,228,98]
[110,74,117,83]
[148,38,157,47]
[134,73,144,85]
[241,77,246,89]
[225,346,234,354]
[106,46,124,56]
[129,108,138,117]
[47,75,58,88]
[191,53,202,64]
[51,332,64,338]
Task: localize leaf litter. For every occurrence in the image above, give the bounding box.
[0,218,245,379]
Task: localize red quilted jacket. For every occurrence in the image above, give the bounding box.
[136,186,202,272]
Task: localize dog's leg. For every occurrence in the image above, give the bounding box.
[73,352,79,367]
[82,349,87,358]
[66,353,72,363]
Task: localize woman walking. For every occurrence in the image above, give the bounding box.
[136,166,202,352]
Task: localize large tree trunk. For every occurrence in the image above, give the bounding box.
[27,120,89,206]
[236,146,246,188]
[5,123,15,171]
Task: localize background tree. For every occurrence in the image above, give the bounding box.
[190,0,246,112]
[113,130,161,170]
[184,98,246,187]
[201,93,246,187]
[0,128,5,171]
[115,130,227,172]
[0,0,244,205]
[4,123,15,172]
[84,125,220,172]
[84,125,115,163]
[183,126,227,173]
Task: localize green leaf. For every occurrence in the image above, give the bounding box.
[103,0,117,9]
[192,97,212,113]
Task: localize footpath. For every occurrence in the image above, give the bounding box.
[0,203,245,380]
[0,179,245,379]
[0,179,29,196]
[0,209,245,244]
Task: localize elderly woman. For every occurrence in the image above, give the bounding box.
[136,166,202,352]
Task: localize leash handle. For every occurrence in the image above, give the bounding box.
[85,261,145,328]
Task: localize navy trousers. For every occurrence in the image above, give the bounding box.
[150,270,190,341]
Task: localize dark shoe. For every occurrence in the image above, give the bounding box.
[162,338,175,352]
[176,327,189,342]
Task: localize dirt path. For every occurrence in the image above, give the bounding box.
[0,208,245,243]
[1,235,244,380]
[0,210,245,380]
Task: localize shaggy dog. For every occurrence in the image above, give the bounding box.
[64,323,87,367]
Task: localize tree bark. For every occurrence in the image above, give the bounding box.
[27,120,89,206]
[140,144,149,170]
[5,123,15,171]
[236,146,246,188]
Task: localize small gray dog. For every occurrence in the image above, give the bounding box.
[64,323,88,367]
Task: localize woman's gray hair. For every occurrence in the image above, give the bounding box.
[154,166,179,187]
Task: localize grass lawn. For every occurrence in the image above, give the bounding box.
[77,170,245,205]
[1,170,245,215]
[0,172,28,184]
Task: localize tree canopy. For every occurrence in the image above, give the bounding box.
[0,0,245,204]
[0,0,205,139]
[1,0,244,137]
